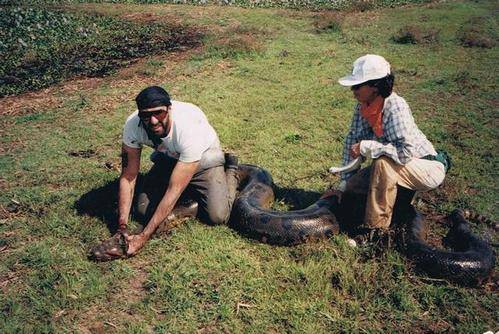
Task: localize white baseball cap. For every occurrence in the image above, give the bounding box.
[338,54,391,86]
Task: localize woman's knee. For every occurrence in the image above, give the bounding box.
[371,156,399,183]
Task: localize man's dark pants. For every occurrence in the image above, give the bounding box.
[135,155,238,225]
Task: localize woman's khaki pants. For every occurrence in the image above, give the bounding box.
[344,156,445,229]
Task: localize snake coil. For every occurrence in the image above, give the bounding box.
[230,164,340,245]
[404,207,495,285]
[230,164,495,285]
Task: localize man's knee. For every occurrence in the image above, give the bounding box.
[206,202,231,225]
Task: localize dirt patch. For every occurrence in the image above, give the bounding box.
[0,76,103,125]
[120,11,183,26]
[458,16,497,48]
[392,25,440,44]
[0,89,64,117]
[68,149,97,158]
[419,213,449,249]
[313,11,343,34]
[125,267,149,304]
[0,136,26,156]
[214,33,262,56]
[208,22,267,58]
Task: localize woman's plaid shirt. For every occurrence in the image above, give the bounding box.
[341,92,437,181]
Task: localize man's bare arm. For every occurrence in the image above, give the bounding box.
[126,160,199,254]
[118,144,141,229]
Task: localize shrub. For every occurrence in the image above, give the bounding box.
[314,12,343,34]
[0,0,438,10]
[457,16,497,49]
[392,25,439,44]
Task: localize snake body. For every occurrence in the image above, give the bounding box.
[230,164,495,285]
[230,164,340,245]
[404,207,495,285]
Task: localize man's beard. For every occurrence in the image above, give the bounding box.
[149,123,167,137]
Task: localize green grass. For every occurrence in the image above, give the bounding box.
[0,1,498,333]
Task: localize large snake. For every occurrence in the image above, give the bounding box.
[229,163,496,285]
[403,207,496,286]
[230,164,340,245]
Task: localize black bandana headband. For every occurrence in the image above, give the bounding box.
[135,86,171,110]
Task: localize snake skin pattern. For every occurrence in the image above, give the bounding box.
[230,164,340,245]
[229,164,495,285]
[404,207,495,285]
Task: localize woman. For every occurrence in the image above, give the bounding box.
[324,54,448,241]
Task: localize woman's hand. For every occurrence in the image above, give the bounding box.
[349,143,361,158]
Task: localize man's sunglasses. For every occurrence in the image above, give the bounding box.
[138,109,167,120]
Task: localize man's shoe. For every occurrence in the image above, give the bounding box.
[224,152,238,170]
[156,200,199,234]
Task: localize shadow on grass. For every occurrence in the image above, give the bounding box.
[74,175,329,235]
[74,176,143,234]
[74,175,389,245]
[274,185,322,210]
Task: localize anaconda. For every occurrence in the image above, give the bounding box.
[230,163,495,285]
[404,207,495,286]
[230,164,340,245]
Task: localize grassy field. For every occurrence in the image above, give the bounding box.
[0,1,498,333]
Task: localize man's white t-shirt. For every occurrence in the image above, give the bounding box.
[123,101,223,167]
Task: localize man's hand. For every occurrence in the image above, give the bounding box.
[126,233,147,256]
[350,143,361,159]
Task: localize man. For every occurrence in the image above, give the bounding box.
[322,55,449,242]
[112,86,238,257]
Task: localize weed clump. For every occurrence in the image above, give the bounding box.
[203,24,264,59]
[0,7,201,97]
[314,12,343,34]
[457,16,497,49]
[392,25,440,44]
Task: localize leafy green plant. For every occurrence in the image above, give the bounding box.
[0,0,436,10]
[0,6,201,96]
